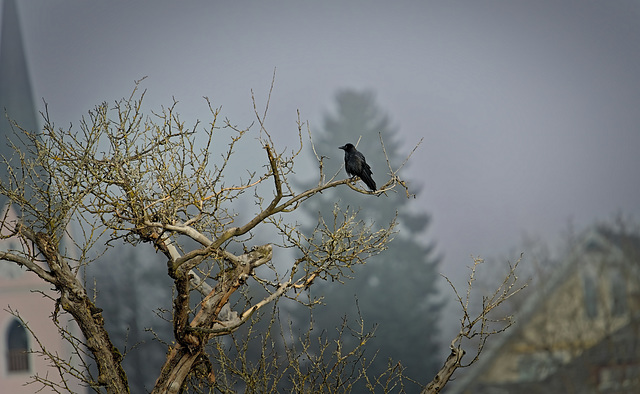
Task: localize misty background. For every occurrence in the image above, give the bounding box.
[5,0,640,388]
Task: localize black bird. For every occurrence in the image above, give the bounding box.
[339,143,376,191]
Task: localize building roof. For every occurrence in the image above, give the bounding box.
[447,225,640,393]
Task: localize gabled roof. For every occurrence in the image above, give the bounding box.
[447,226,639,393]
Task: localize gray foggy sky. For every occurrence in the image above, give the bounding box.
[9,0,640,285]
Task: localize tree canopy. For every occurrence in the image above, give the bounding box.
[0,81,525,394]
[0,82,416,393]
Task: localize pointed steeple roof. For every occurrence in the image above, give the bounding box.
[0,0,39,207]
[0,0,38,137]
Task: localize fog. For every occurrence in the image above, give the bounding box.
[11,0,640,329]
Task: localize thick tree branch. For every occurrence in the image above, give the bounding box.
[0,249,57,284]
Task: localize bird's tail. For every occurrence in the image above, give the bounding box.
[360,172,376,191]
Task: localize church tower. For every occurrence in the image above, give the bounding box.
[0,1,85,392]
[0,0,38,168]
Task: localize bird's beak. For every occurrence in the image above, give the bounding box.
[338,145,345,150]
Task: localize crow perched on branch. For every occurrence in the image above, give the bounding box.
[339,143,376,191]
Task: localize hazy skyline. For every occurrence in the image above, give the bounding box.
[8,0,640,287]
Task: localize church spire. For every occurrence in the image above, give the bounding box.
[0,0,39,207]
[0,0,38,139]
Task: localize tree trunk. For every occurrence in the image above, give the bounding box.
[32,230,130,393]
[152,345,202,394]
[422,346,465,394]
[62,293,130,393]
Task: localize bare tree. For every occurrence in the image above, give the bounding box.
[0,79,417,393]
[0,78,525,393]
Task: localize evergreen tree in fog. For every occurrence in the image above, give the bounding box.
[296,89,443,382]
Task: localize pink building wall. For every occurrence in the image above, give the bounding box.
[0,204,85,393]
